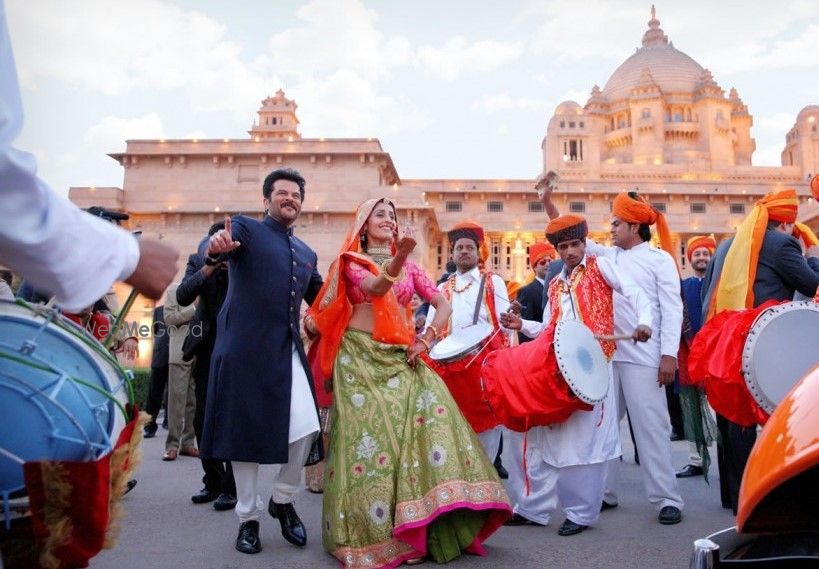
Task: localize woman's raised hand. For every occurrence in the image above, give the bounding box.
[395,225,417,257]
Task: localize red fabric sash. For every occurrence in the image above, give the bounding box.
[546,257,616,359]
[688,300,784,427]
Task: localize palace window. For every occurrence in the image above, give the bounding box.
[560,121,565,128]
[569,121,576,128]
[579,121,585,128]
[445,201,463,212]
[730,203,746,215]
[690,202,707,214]
[642,108,651,119]
[492,239,501,270]
[437,242,443,272]
[569,201,586,213]
[528,201,545,213]
[487,201,504,213]
[562,139,583,161]
[651,202,667,213]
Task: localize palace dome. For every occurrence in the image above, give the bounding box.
[601,7,705,102]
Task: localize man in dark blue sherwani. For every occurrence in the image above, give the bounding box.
[201,168,323,555]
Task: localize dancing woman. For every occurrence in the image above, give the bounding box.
[306,198,511,569]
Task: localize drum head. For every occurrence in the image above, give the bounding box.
[553,320,609,404]
[743,302,819,414]
[429,322,493,362]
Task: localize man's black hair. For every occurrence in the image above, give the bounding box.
[262,168,306,201]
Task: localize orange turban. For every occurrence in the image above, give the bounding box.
[686,235,716,262]
[529,242,556,267]
[545,214,588,246]
[448,220,489,263]
[612,192,676,264]
[711,189,809,316]
[811,174,819,201]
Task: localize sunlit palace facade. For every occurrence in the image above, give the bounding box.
[71,8,819,331]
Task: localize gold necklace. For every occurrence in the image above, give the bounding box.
[365,246,392,265]
[451,276,473,294]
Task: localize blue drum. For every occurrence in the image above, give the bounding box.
[0,299,132,525]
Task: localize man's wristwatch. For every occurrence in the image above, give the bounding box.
[204,255,220,266]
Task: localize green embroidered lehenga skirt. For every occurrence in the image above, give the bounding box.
[322,330,511,568]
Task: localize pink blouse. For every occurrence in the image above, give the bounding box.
[345,260,439,306]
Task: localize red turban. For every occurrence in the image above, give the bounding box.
[811,175,819,202]
[686,235,716,262]
[448,220,489,262]
[529,242,556,267]
[545,215,588,246]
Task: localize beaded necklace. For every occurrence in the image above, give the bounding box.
[365,245,392,265]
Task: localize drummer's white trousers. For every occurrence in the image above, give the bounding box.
[603,362,684,511]
[233,432,317,523]
[503,429,606,526]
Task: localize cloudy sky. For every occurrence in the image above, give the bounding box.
[8,0,819,196]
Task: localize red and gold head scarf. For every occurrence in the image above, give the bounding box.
[307,198,414,377]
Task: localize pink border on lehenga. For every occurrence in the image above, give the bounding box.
[329,479,511,569]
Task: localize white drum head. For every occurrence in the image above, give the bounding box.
[742,301,819,414]
[553,319,609,404]
[429,322,493,362]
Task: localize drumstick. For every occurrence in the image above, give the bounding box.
[594,333,634,341]
[463,327,502,369]
[104,288,139,350]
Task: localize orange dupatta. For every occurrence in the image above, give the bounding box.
[307,198,415,378]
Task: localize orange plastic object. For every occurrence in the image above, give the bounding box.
[736,363,819,533]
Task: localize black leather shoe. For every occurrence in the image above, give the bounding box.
[123,479,137,495]
[675,464,704,478]
[503,513,545,527]
[213,493,237,511]
[558,519,588,536]
[235,520,261,554]
[191,487,219,504]
[600,500,618,512]
[658,506,682,525]
[270,501,307,546]
[143,421,157,439]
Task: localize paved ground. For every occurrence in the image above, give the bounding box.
[91,420,736,569]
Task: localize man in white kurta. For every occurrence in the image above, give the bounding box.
[583,192,685,525]
[425,222,511,460]
[502,215,652,535]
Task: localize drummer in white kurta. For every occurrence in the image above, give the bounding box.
[424,220,512,461]
[501,214,652,536]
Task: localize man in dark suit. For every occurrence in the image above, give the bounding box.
[515,242,555,343]
[203,168,323,555]
[176,222,236,511]
[701,189,819,513]
[143,305,169,438]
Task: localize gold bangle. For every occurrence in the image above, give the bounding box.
[426,324,439,339]
[380,259,404,283]
[416,336,430,352]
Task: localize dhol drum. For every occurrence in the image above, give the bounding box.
[690,300,819,427]
[742,301,819,415]
[428,322,494,365]
[0,300,132,521]
[480,319,610,432]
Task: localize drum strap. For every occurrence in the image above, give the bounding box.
[471,274,487,325]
